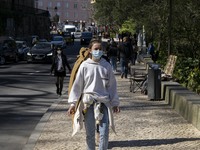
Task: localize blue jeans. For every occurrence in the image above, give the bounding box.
[110,56,117,71]
[84,103,109,150]
[120,57,128,76]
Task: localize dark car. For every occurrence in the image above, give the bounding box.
[0,36,18,65]
[16,41,30,60]
[26,42,53,63]
[80,32,93,45]
[51,36,66,48]
[63,32,72,45]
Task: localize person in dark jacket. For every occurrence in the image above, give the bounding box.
[118,36,132,78]
[147,42,158,62]
[107,41,118,72]
[51,47,72,96]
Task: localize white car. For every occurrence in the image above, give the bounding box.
[74,30,82,39]
[51,36,66,48]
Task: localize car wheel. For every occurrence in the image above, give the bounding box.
[0,56,6,65]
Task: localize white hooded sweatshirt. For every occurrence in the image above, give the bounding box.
[68,57,120,136]
[68,57,119,106]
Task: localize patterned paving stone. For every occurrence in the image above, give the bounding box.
[33,75,200,150]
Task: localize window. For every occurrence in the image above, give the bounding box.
[57,2,61,7]
[74,3,78,9]
[82,14,87,20]
[74,12,78,18]
[66,2,69,8]
[48,2,52,8]
[66,12,69,18]
[82,3,87,9]
[38,1,43,7]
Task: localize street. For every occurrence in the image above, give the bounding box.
[0,39,81,150]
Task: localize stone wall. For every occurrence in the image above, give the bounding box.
[161,81,200,130]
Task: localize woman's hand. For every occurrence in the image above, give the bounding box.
[67,105,75,116]
[67,105,75,115]
[113,106,120,113]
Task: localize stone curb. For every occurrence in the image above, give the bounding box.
[22,97,63,150]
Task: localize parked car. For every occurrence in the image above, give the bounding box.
[62,32,72,45]
[16,41,30,60]
[0,36,18,65]
[80,32,93,45]
[74,30,82,39]
[26,42,53,63]
[51,36,66,48]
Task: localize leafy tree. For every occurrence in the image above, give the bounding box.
[93,0,200,93]
[119,19,136,35]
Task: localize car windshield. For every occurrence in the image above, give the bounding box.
[65,28,75,33]
[63,32,71,37]
[82,32,92,37]
[33,43,51,49]
[53,37,63,41]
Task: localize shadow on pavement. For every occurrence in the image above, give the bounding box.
[108,138,200,148]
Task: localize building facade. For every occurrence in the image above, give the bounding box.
[36,0,93,29]
[0,0,50,40]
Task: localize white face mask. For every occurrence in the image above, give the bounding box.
[91,49,103,60]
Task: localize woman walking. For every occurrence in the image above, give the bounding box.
[51,46,71,96]
[67,39,120,150]
[107,41,118,73]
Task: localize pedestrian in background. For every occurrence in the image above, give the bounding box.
[71,33,75,45]
[105,39,111,54]
[130,39,138,65]
[147,42,155,56]
[118,36,133,78]
[51,46,71,96]
[147,42,158,62]
[107,41,119,73]
[32,37,38,47]
[67,39,120,150]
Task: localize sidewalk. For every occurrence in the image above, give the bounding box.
[24,73,200,150]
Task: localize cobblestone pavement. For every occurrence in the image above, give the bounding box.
[31,74,200,150]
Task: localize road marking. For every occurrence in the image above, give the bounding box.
[28,73,34,75]
[27,71,40,75]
